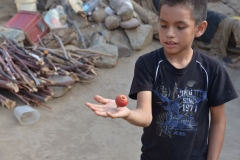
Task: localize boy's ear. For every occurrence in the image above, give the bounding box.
[195,21,208,38]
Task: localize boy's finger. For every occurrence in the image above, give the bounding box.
[106,111,119,119]
[94,111,109,117]
[94,95,109,104]
[85,102,106,111]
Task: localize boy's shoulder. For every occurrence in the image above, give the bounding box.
[139,47,163,61]
[194,49,224,72]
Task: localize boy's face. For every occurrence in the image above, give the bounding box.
[158,4,206,56]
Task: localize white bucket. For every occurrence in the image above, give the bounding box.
[15,0,37,12]
[14,105,40,125]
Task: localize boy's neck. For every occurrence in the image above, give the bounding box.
[164,49,194,69]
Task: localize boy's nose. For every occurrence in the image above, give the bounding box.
[166,28,175,38]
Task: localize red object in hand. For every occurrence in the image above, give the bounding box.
[115,94,128,107]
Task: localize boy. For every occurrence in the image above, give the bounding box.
[85,0,238,159]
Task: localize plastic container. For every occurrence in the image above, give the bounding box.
[4,11,50,44]
[15,0,37,12]
[14,105,40,125]
[83,0,100,14]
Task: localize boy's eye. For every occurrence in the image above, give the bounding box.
[177,26,185,30]
[160,25,167,28]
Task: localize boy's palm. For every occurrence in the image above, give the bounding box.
[85,95,130,119]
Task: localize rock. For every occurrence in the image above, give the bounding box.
[102,29,112,43]
[104,15,121,30]
[115,44,132,57]
[66,5,88,29]
[47,75,75,98]
[0,26,25,44]
[104,7,115,15]
[208,1,237,16]
[89,32,106,47]
[124,24,153,50]
[42,28,80,48]
[154,33,159,40]
[131,1,159,35]
[80,23,104,47]
[49,86,71,98]
[64,44,81,50]
[87,15,94,22]
[100,0,109,8]
[133,11,142,24]
[92,8,108,23]
[89,43,118,68]
[147,11,159,35]
[44,0,57,10]
[109,0,133,21]
[120,18,140,29]
[102,29,132,57]
[109,30,132,57]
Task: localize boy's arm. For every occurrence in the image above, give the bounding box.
[207,104,226,160]
[123,91,152,127]
[85,91,152,127]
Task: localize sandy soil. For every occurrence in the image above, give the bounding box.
[0,1,239,160]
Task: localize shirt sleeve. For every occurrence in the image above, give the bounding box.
[129,56,155,100]
[207,63,238,107]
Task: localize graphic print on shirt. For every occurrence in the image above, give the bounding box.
[153,81,207,138]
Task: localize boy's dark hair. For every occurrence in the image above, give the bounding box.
[159,0,208,25]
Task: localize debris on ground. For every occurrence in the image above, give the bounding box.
[0,0,240,109]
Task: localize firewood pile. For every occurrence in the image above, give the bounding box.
[0,34,99,110]
[0,0,163,110]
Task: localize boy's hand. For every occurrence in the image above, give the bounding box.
[85,95,130,119]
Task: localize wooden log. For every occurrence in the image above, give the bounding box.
[0,48,19,78]
[11,54,40,85]
[53,34,71,62]
[0,66,18,83]
[0,79,19,92]
[20,90,48,102]
[37,87,54,96]
[0,55,17,81]
[0,94,16,109]
[39,77,75,87]
[59,63,88,71]
[46,54,67,65]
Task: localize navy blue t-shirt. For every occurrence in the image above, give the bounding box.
[129,48,238,160]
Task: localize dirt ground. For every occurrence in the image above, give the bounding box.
[0,1,239,160]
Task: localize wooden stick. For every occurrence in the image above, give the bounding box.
[37,87,54,96]
[0,79,19,92]
[53,34,70,62]
[0,94,16,109]
[10,91,30,105]
[72,20,87,49]
[37,35,46,48]
[20,90,48,102]
[54,48,115,58]
[0,55,17,81]
[27,98,54,110]
[0,48,19,78]
[11,54,40,86]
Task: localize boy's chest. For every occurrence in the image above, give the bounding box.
[153,65,209,96]
[151,67,209,136]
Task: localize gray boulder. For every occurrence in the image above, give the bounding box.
[124,24,153,50]
[120,18,140,29]
[89,32,107,47]
[92,8,108,23]
[0,26,25,44]
[104,15,121,30]
[102,29,132,57]
[109,0,133,21]
[89,43,118,68]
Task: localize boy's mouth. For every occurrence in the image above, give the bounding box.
[165,41,177,45]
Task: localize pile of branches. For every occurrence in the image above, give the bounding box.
[0,35,99,110]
